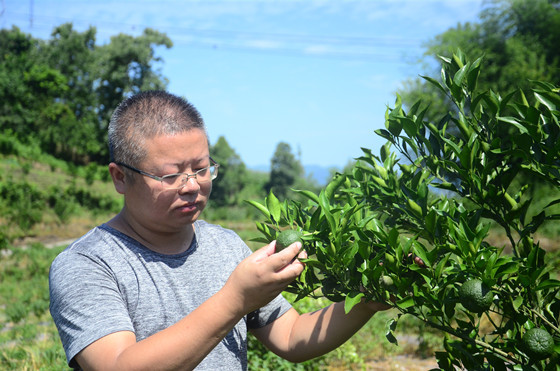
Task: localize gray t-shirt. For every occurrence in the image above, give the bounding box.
[49,220,292,370]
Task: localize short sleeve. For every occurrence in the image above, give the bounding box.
[247,293,293,329]
[49,250,134,367]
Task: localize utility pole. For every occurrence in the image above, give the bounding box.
[29,0,34,28]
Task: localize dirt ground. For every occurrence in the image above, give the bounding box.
[326,355,438,371]
[365,356,439,370]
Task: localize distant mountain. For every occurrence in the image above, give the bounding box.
[305,164,336,186]
[249,164,338,186]
[249,164,270,173]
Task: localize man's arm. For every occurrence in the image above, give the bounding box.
[74,242,304,371]
[251,253,426,362]
[251,299,389,363]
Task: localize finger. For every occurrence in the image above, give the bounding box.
[251,241,277,262]
[278,253,305,277]
[270,242,302,271]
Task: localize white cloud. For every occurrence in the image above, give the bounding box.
[243,39,283,50]
[302,44,331,55]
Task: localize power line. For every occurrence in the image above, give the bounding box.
[3,9,425,63]
[6,9,424,47]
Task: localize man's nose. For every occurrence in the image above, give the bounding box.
[179,176,200,192]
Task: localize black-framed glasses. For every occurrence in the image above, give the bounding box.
[116,157,219,190]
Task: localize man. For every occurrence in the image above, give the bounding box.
[49,90,389,370]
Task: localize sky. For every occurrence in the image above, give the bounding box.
[2,0,485,171]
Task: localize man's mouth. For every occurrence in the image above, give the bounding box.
[177,202,198,213]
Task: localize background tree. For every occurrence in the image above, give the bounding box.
[0,26,57,143]
[209,136,248,207]
[399,0,560,122]
[396,0,560,189]
[94,28,172,160]
[265,142,304,200]
[40,23,100,163]
[0,24,172,164]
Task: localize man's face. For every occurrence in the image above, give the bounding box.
[122,128,212,234]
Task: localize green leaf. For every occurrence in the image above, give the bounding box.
[497,116,529,134]
[471,92,485,112]
[434,181,457,192]
[244,199,271,219]
[534,91,558,111]
[401,137,419,157]
[495,261,519,277]
[249,237,271,244]
[266,191,282,223]
[434,254,450,280]
[344,291,364,314]
[396,296,415,309]
[324,173,346,201]
[425,209,436,235]
[412,242,431,267]
[401,117,418,137]
[440,136,462,156]
[421,75,447,95]
[512,295,523,311]
[386,118,402,136]
[319,190,337,236]
[375,128,395,142]
[452,64,468,88]
[388,228,399,248]
[466,57,482,91]
[385,317,399,345]
[308,206,323,231]
[482,92,500,116]
[293,189,319,204]
[255,221,274,241]
[380,142,392,162]
[535,279,560,291]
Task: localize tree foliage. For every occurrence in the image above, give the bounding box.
[251,51,560,369]
[400,0,560,122]
[0,24,172,164]
[210,136,248,207]
[266,142,305,200]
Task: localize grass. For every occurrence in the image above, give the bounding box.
[1,155,121,244]
[0,244,69,370]
[1,155,113,194]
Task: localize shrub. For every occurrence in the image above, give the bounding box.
[249,50,560,369]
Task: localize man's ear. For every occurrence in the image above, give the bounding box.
[108,163,127,194]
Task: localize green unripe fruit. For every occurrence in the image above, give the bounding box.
[379,275,396,292]
[458,279,493,313]
[384,253,396,265]
[522,328,554,360]
[275,230,303,252]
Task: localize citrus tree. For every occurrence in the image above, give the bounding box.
[247,50,560,369]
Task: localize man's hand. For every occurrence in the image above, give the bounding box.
[222,241,305,315]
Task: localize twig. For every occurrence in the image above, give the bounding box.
[530,308,560,334]
[422,318,520,365]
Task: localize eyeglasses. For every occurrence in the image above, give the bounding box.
[116,158,219,190]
